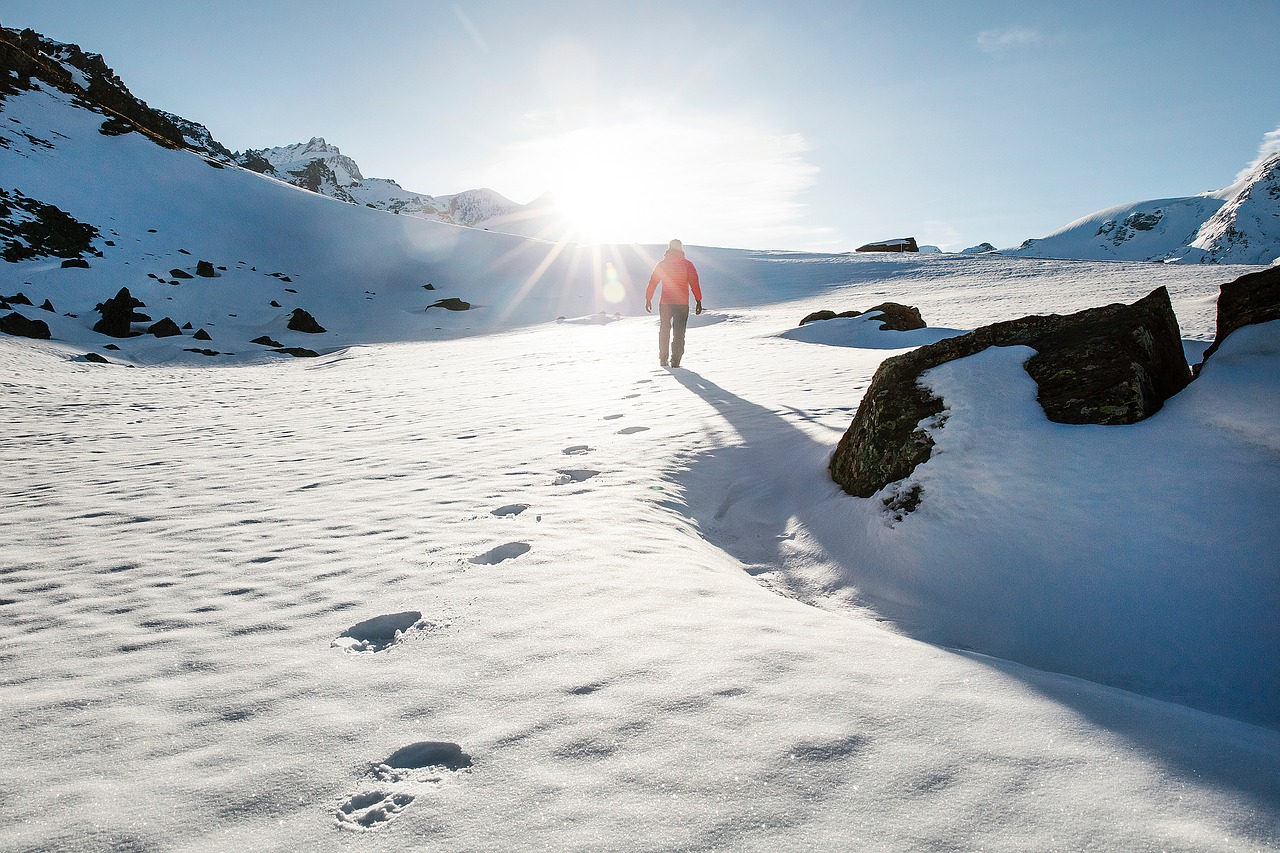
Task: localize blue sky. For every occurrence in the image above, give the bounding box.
[3,0,1278,250]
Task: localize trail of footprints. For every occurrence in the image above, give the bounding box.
[332,381,655,830]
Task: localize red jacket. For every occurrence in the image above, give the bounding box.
[646,249,702,305]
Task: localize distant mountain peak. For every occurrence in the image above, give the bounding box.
[1007,149,1280,265]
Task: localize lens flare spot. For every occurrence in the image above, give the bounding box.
[602,263,626,304]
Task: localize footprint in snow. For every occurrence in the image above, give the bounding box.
[562,445,592,455]
[616,426,650,435]
[554,469,599,485]
[336,742,471,830]
[335,790,415,831]
[603,414,624,420]
[372,741,473,782]
[622,394,640,399]
[469,542,531,564]
[491,504,529,517]
[332,611,424,654]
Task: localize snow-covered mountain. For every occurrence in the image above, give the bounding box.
[231,137,574,239]
[1005,151,1280,264]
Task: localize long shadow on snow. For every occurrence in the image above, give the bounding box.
[668,368,1280,820]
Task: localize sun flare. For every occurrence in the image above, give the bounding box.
[489,112,821,247]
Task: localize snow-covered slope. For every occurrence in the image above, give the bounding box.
[1005,152,1280,264]
[233,137,575,239]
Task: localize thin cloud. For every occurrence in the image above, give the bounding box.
[452,5,490,53]
[976,26,1041,54]
[1236,124,1280,181]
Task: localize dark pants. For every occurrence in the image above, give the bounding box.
[658,303,690,365]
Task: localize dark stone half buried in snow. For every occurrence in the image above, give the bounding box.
[286,308,325,333]
[83,352,109,363]
[192,328,211,341]
[0,311,51,339]
[426,298,471,311]
[250,335,283,347]
[273,347,318,358]
[1196,264,1280,374]
[799,302,926,331]
[169,268,193,279]
[829,286,1191,500]
[60,258,89,268]
[147,317,182,337]
[195,260,217,277]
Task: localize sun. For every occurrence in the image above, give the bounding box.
[523,124,684,244]
[486,110,821,249]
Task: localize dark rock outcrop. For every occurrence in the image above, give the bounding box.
[147,317,182,337]
[39,299,54,312]
[286,309,326,333]
[0,27,185,150]
[961,242,997,254]
[426,298,472,311]
[1196,265,1280,372]
[250,335,284,347]
[0,187,99,262]
[800,302,925,331]
[0,311,51,339]
[856,237,919,253]
[3,291,32,305]
[829,287,1191,499]
[92,287,146,337]
[274,347,319,358]
[84,352,109,363]
[195,260,217,277]
[192,328,212,341]
[60,258,90,268]
[169,268,193,279]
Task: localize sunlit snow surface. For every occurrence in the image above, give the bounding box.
[2,296,1278,851]
[1,79,1278,853]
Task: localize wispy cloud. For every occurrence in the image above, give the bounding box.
[453,4,489,53]
[976,26,1041,54]
[1236,124,1280,181]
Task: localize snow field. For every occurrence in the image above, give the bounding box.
[2,304,1277,852]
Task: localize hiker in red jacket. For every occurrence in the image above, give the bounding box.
[645,239,703,368]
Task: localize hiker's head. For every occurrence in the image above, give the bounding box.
[668,239,683,252]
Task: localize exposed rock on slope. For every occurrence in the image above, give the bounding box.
[800,302,925,331]
[829,287,1190,499]
[0,186,99,262]
[0,26,185,150]
[856,237,919,253]
[1197,264,1280,370]
[0,311,51,339]
[92,287,147,338]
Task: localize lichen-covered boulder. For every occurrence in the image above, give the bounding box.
[829,286,1190,498]
[1196,265,1280,373]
